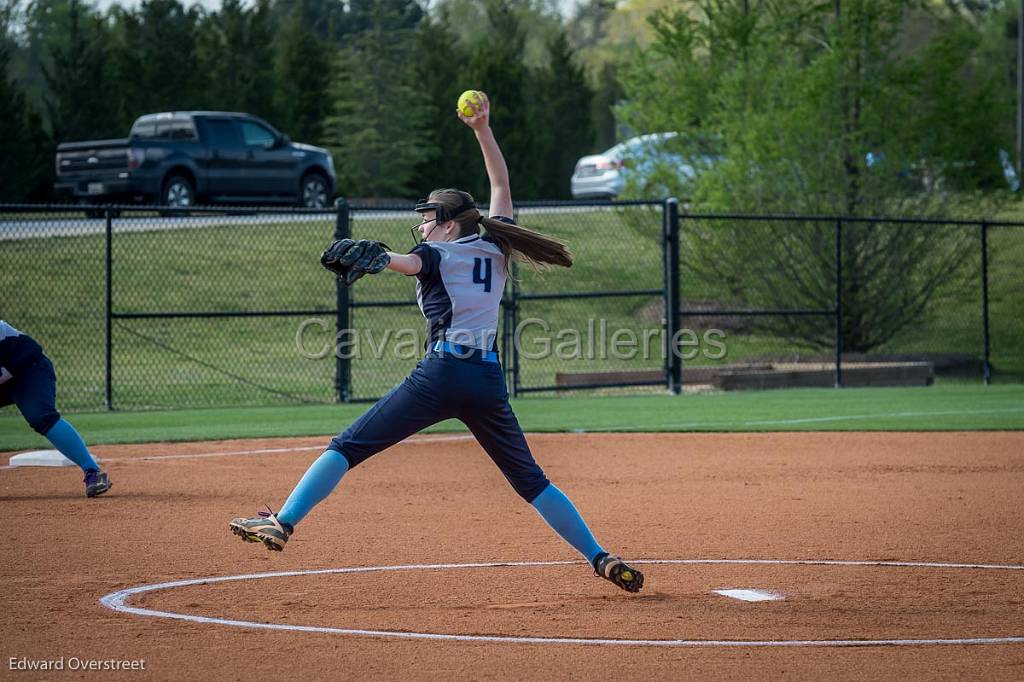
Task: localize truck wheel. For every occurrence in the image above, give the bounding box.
[300,173,329,209]
[162,175,194,209]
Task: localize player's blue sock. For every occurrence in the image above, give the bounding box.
[43,418,100,473]
[277,449,349,528]
[530,483,604,564]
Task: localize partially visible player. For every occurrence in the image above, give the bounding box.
[230,92,644,593]
[1,320,112,497]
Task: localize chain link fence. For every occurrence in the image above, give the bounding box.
[674,214,1022,390]
[1,202,1021,411]
[108,207,340,409]
[849,218,984,382]
[509,201,668,395]
[1,205,340,410]
[675,213,840,390]
[987,224,1024,384]
[1,207,109,410]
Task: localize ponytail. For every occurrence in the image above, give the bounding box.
[479,215,573,272]
[423,188,573,274]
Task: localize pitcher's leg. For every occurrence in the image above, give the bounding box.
[231,367,453,550]
[325,373,445,469]
[530,482,604,563]
[462,400,643,592]
[459,400,549,502]
[277,449,349,528]
[461,401,601,559]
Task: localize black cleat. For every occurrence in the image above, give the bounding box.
[593,552,644,593]
[84,470,111,498]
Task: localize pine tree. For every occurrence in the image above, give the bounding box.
[0,38,38,201]
[274,2,332,142]
[532,31,594,199]
[322,3,432,198]
[41,0,117,143]
[464,0,537,197]
[109,0,203,120]
[345,0,423,36]
[408,14,479,196]
[193,0,277,120]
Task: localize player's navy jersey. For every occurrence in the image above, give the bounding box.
[0,320,44,382]
[408,227,508,351]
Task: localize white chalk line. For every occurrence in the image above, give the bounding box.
[0,435,477,470]
[572,406,1024,432]
[101,434,477,464]
[99,558,1024,648]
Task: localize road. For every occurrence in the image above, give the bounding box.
[0,204,643,241]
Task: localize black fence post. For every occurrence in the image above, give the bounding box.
[501,275,516,395]
[508,204,520,399]
[510,260,520,398]
[664,198,681,394]
[335,199,351,402]
[981,221,991,386]
[501,294,509,382]
[105,206,114,410]
[834,218,843,388]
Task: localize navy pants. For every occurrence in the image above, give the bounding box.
[330,352,550,503]
[0,354,62,435]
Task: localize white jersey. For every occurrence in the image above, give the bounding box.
[409,232,507,351]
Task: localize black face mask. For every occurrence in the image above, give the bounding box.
[411,196,476,245]
[410,217,439,245]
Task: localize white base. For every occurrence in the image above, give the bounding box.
[713,588,784,602]
[8,449,84,468]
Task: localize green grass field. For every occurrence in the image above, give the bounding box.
[1,384,1021,451]
[2,206,1022,411]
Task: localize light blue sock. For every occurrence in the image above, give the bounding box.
[277,449,350,528]
[43,419,100,473]
[530,483,604,563]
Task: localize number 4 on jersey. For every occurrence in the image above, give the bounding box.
[473,257,492,292]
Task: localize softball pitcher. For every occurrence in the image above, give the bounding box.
[230,93,643,593]
[1,320,112,497]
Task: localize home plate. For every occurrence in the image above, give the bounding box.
[9,450,79,467]
[713,588,784,602]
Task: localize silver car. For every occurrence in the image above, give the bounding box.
[571,133,679,199]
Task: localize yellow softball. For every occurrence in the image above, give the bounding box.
[458,90,484,117]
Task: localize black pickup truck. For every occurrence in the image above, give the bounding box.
[55,112,336,208]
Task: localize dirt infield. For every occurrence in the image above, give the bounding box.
[2,431,1023,680]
